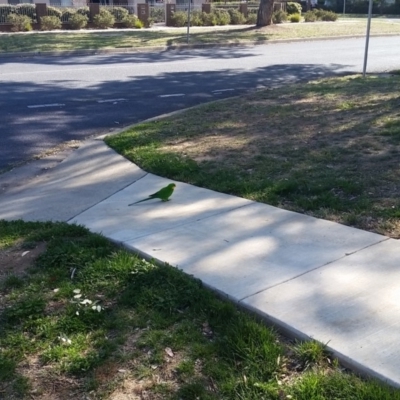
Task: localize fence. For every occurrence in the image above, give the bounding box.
[6,0,33,3]
[211,2,252,17]
[174,3,202,12]
[0,3,37,24]
[212,1,287,13]
[211,2,259,7]
[0,2,143,26]
[45,5,90,23]
[101,5,137,21]
[0,1,259,29]
[273,1,287,11]
[149,3,165,22]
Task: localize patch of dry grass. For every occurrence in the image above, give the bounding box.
[0,18,399,53]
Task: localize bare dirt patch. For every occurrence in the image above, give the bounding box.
[0,241,47,281]
[17,358,83,400]
[109,349,187,400]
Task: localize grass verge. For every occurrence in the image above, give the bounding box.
[0,19,399,53]
[1,219,399,398]
[105,74,400,238]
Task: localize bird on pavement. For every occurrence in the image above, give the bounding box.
[128,183,176,206]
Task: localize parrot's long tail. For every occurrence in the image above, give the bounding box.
[128,197,152,206]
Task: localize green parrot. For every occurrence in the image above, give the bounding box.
[128,183,176,206]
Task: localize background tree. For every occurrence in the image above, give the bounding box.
[256,0,274,26]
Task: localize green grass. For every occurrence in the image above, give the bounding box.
[0,18,399,53]
[1,219,399,398]
[292,340,332,369]
[105,74,400,238]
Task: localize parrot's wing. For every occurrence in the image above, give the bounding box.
[148,185,168,198]
[149,185,172,199]
[157,187,171,199]
[148,190,161,198]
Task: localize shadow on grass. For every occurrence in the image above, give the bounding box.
[103,74,400,237]
[0,27,266,55]
[0,220,282,398]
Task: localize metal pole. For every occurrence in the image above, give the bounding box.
[343,0,346,15]
[362,0,373,77]
[186,0,191,44]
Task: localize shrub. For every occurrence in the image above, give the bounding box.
[272,9,287,23]
[77,6,90,19]
[246,10,257,25]
[312,9,338,21]
[93,9,115,29]
[228,9,246,24]
[213,9,230,25]
[190,10,203,26]
[314,9,325,19]
[40,15,61,30]
[46,6,62,18]
[286,1,302,15]
[135,18,143,28]
[69,12,88,29]
[144,17,153,28]
[0,5,16,23]
[202,11,218,26]
[320,10,338,21]
[150,7,164,22]
[61,8,76,22]
[121,14,142,28]
[109,6,128,22]
[304,10,317,22]
[170,10,186,27]
[7,14,32,31]
[16,3,36,20]
[0,4,15,14]
[289,13,301,22]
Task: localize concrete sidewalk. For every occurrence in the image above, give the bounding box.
[1,138,399,388]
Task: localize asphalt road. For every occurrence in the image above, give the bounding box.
[1,35,400,170]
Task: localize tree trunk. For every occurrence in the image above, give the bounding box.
[256,0,274,27]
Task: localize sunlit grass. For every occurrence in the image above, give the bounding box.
[1,18,399,53]
[106,74,400,238]
[1,220,399,398]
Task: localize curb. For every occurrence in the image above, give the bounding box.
[105,223,400,390]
